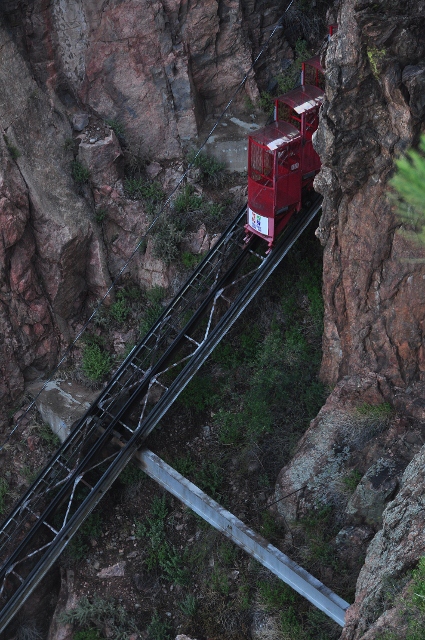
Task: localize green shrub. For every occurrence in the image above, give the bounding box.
[181,251,203,270]
[217,541,238,567]
[119,463,146,486]
[187,150,226,185]
[357,402,392,419]
[136,495,188,585]
[196,460,223,499]
[412,557,425,609]
[260,512,283,540]
[95,207,107,223]
[147,611,172,640]
[0,478,9,515]
[3,135,20,160]
[258,91,274,114]
[179,375,214,412]
[174,184,203,214]
[74,630,101,640]
[71,160,90,184]
[179,594,198,617]
[82,342,112,380]
[39,423,60,448]
[343,469,363,492]
[211,567,230,595]
[66,511,103,560]
[60,595,138,637]
[139,286,166,335]
[124,177,164,203]
[151,217,184,264]
[106,118,125,138]
[172,454,196,477]
[109,291,130,324]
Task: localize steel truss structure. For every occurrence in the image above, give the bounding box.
[0,194,342,633]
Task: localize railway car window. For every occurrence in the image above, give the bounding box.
[304,65,325,89]
[277,102,301,130]
[277,146,299,174]
[250,143,273,185]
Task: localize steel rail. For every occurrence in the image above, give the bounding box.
[0,195,324,632]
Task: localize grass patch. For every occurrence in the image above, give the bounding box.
[106,118,125,138]
[0,478,9,515]
[39,423,60,448]
[82,337,112,381]
[71,159,90,184]
[135,495,189,585]
[187,150,226,186]
[343,469,363,492]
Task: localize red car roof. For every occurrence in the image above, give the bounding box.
[250,121,301,150]
[276,84,324,114]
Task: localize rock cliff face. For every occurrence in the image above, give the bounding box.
[0,0,292,408]
[0,24,111,403]
[3,0,290,160]
[315,0,425,408]
[276,1,425,637]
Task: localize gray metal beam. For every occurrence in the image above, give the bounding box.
[134,448,349,627]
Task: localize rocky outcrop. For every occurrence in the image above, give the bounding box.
[3,0,291,161]
[341,445,425,639]
[315,0,425,404]
[0,24,111,404]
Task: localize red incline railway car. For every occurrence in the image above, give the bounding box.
[245,121,302,249]
[274,84,324,187]
[301,55,324,88]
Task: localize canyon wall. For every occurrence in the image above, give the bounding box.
[0,0,293,407]
[315,0,425,412]
[276,1,425,637]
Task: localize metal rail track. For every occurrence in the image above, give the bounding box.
[0,194,325,632]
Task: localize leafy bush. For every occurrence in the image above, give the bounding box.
[82,342,112,380]
[60,595,138,638]
[3,135,20,160]
[151,217,184,264]
[74,629,101,640]
[172,454,196,477]
[181,251,203,270]
[39,423,60,448]
[196,460,223,499]
[71,160,90,184]
[259,579,297,610]
[119,463,146,486]
[124,177,164,203]
[66,511,103,560]
[389,133,425,241]
[139,286,166,336]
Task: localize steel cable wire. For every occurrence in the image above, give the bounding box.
[0,0,295,452]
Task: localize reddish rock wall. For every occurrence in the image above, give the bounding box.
[0,24,111,403]
[315,0,425,412]
[5,0,292,160]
